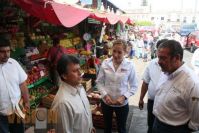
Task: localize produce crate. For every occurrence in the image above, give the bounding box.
[87,91,101,105]
[41,94,55,109]
[92,109,117,130]
[81,78,92,91]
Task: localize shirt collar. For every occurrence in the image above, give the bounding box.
[61,81,82,96]
[167,63,185,79]
[107,57,126,67]
[0,58,12,65]
[7,58,12,64]
[154,58,159,65]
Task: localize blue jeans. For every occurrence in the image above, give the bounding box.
[101,101,129,133]
[0,114,24,133]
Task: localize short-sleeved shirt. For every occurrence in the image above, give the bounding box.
[0,58,27,115]
[142,58,162,100]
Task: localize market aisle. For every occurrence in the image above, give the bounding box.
[127,58,149,133]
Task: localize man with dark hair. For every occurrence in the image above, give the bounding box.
[138,39,168,133]
[152,40,199,132]
[51,54,95,133]
[47,37,65,86]
[0,37,30,133]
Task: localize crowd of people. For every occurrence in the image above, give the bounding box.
[0,33,199,133]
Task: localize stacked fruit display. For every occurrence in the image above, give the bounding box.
[29,86,49,107]
[29,84,56,108]
[82,68,96,75]
[60,39,73,48]
[26,65,48,85]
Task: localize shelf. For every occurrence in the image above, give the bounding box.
[28,77,49,89]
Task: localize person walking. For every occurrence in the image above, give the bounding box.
[138,39,168,133]
[0,36,30,133]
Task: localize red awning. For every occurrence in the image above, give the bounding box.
[106,13,120,25]
[90,12,133,25]
[12,0,133,27]
[51,3,90,27]
[12,0,90,27]
[89,12,107,23]
[12,0,61,25]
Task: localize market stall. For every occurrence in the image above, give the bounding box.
[1,0,134,132]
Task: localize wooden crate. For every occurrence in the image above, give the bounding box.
[92,107,117,131]
[92,113,117,130]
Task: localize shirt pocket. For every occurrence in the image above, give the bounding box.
[165,87,185,109]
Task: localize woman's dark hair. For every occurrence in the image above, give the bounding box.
[57,54,80,77]
[0,36,10,47]
[158,40,183,61]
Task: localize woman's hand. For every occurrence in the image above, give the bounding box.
[104,95,115,105]
[115,95,126,105]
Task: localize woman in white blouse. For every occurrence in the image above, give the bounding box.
[96,39,138,133]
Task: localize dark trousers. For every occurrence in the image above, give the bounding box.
[101,101,129,133]
[152,118,192,133]
[147,99,155,133]
[0,114,24,133]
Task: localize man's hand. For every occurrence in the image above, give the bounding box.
[20,81,30,112]
[138,99,144,110]
[24,101,30,112]
[115,95,126,105]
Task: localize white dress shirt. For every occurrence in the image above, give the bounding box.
[142,58,162,100]
[153,64,199,130]
[0,58,27,115]
[191,48,199,76]
[96,57,138,107]
[51,81,93,133]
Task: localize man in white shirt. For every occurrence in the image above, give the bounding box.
[0,37,30,133]
[139,39,168,133]
[191,48,199,76]
[153,40,199,132]
[51,54,95,133]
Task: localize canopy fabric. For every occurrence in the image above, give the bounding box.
[89,12,132,25]
[12,0,133,27]
[51,3,91,27]
[90,12,107,23]
[106,13,120,25]
[12,0,61,25]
